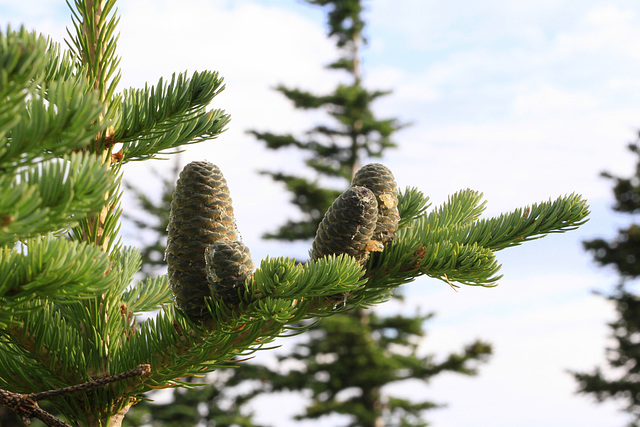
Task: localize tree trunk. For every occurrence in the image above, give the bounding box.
[107,404,130,427]
[83,403,130,427]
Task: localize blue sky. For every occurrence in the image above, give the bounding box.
[2,1,640,426]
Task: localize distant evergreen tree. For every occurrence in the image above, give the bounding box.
[123,366,268,427]
[248,0,402,242]
[266,308,492,427]
[123,156,180,279]
[249,1,492,425]
[573,140,640,427]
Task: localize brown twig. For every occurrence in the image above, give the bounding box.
[0,388,68,426]
[0,364,151,427]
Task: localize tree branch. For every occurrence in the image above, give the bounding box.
[0,364,150,427]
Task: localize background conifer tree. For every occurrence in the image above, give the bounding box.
[248,0,402,242]
[249,1,491,425]
[572,139,640,427]
[0,1,588,426]
[123,156,180,280]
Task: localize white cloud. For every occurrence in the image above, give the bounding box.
[557,6,640,58]
[118,0,337,88]
[512,85,599,117]
[360,2,640,215]
[373,273,623,427]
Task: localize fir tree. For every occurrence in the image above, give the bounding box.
[248,0,403,242]
[572,140,640,427]
[264,308,492,427]
[0,1,588,426]
[244,1,479,426]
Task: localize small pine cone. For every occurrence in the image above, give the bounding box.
[205,240,255,304]
[166,161,238,321]
[310,186,379,267]
[352,163,400,246]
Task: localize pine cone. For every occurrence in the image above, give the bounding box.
[166,161,238,321]
[352,163,400,246]
[205,240,254,304]
[310,186,379,267]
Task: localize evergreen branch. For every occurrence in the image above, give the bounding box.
[65,0,121,102]
[121,275,172,314]
[0,388,71,427]
[249,257,301,299]
[118,164,586,405]
[0,26,48,143]
[119,107,230,162]
[249,254,365,301]
[328,84,388,113]
[414,192,589,254]
[0,26,46,96]
[371,237,502,288]
[1,305,89,389]
[42,38,81,85]
[114,71,226,143]
[133,311,255,383]
[0,365,150,427]
[120,309,246,388]
[425,189,487,228]
[115,168,587,419]
[288,253,366,298]
[246,130,302,150]
[367,192,590,288]
[2,295,147,422]
[476,193,590,250]
[276,85,327,109]
[31,364,151,401]
[103,247,143,297]
[0,27,105,172]
[0,152,115,246]
[2,251,149,398]
[397,187,430,229]
[2,77,104,171]
[111,256,363,392]
[385,397,437,427]
[0,235,115,321]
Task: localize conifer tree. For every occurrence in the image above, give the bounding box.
[245,1,479,426]
[572,140,640,427]
[248,0,402,242]
[0,1,588,426]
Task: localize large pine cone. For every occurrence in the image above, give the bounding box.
[310,186,379,267]
[351,163,400,246]
[166,161,239,321]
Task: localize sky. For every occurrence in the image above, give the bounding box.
[2,0,640,426]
